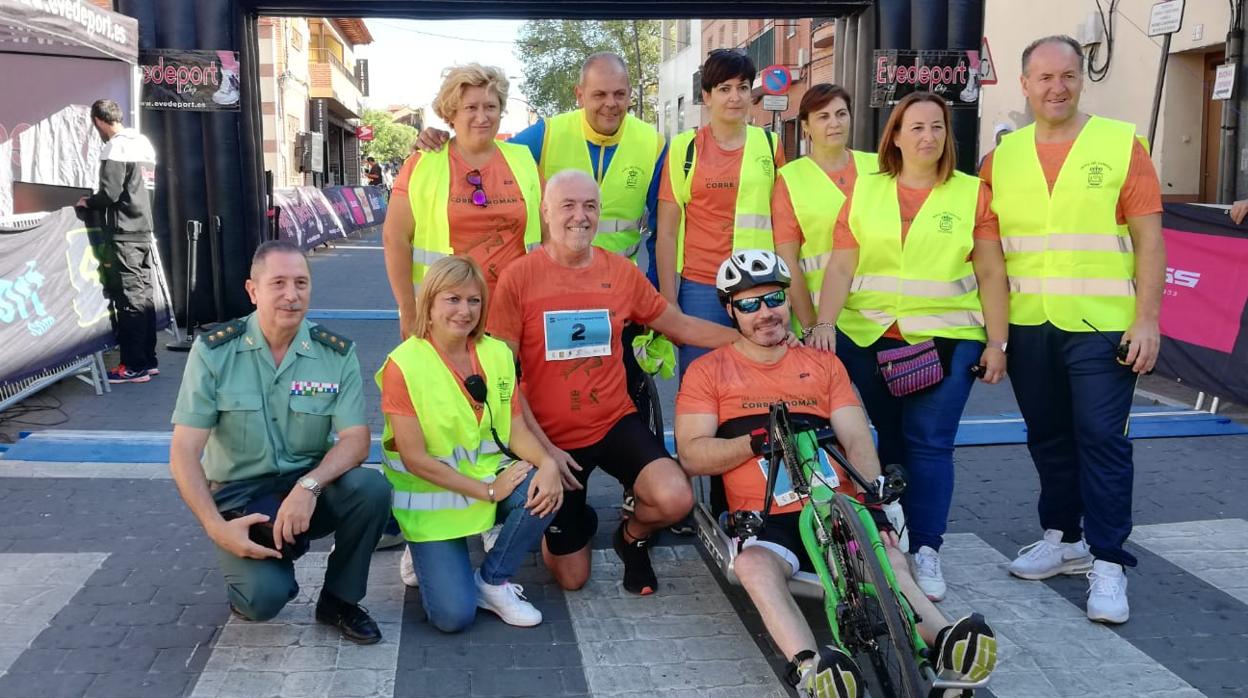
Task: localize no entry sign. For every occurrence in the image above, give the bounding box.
[761,65,792,96]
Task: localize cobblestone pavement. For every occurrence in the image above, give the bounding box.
[2,234,1247,697]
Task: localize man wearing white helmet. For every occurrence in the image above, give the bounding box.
[675,250,998,698]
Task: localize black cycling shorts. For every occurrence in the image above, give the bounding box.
[543,412,671,555]
[740,511,815,576]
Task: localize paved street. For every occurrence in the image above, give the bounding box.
[1,231,1247,697]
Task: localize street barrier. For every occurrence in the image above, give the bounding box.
[274,184,388,250]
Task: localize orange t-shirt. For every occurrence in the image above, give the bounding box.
[659,127,787,284]
[979,138,1162,222]
[833,182,998,340]
[487,248,669,449]
[676,344,860,514]
[772,155,859,248]
[392,146,530,293]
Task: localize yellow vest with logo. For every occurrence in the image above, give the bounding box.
[376,335,515,542]
[778,150,876,309]
[542,110,660,261]
[668,125,778,273]
[407,142,542,286]
[839,170,986,346]
[990,116,1137,332]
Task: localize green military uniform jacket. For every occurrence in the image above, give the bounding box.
[171,313,366,500]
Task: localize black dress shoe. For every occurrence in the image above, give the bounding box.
[315,593,382,645]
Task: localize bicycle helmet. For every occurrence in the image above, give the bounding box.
[715,249,791,304]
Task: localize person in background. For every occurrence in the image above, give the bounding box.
[810,91,1009,604]
[365,156,384,186]
[77,98,160,384]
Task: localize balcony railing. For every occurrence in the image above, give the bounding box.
[309,47,361,90]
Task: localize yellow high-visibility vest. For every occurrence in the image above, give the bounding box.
[839,170,986,346]
[667,125,778,273]
[406,142,542,286]
[377,335,515,542]
[990,116,1138,331]
[542,109,660,261]
[778,149,876,309]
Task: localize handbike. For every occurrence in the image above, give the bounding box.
[731,402,988,698]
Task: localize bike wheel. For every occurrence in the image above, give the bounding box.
[828,496,926,698]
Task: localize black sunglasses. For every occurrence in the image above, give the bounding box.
[466,169,488,207]
[731,289,787,314]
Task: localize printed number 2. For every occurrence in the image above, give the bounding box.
[570,323,586,341]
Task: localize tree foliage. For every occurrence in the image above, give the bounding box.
[359,108,417,163]
[514,20,661,123]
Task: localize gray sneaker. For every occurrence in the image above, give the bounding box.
[1008,529,1093,580]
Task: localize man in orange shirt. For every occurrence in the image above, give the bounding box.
[489,170,739,595]
[675,251,997,698]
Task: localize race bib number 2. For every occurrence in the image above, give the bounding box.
[543,309,612,361]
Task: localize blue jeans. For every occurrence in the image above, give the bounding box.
[677,277,733,382]
[1006,322,1137,567]
[408,469,553,633]
[836,331,983,553]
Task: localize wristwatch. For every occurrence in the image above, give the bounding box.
[297,476,323,498]
[987,340,1008,352]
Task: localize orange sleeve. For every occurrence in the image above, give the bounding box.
[626,261,669,325]
[771,178,802,247]
[380,359,418,417]
[832,201,858,250]
[1119,140,1163,219]
[485,270,523,343]
[826,357,861,411]
[972,183,1000,242]
[773,145,787,169]
[674,355,719,416]
[978,151,994,188]
[390,154,420,197]
[658,156,676,203]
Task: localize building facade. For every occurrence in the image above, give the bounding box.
[258,17,371,188]
[657,19,704,142]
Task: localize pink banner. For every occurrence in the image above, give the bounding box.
[1160,228,1248,352]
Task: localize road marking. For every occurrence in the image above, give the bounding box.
[566,547,786,697]
[189,550,404,698]
[0,553,107,678]
[939,534,1204,697]
[1133,518,1248,606]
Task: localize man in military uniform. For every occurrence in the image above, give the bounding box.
[169,240,391,644]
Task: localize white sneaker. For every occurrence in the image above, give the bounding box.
[911,546,946,602]
[399,546,419,588]
[481,524,502,553]
[474,569,542,627]
[1008,529,1093,580]
[1086,560,1129,624]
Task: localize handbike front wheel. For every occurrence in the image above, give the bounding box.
[829,496,927,698]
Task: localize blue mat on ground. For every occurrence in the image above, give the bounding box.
[2,408,1244,463]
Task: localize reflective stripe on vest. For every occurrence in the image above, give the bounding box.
[542,110,660,263]
[778,151,872,308]
[668,125,778,274]
[991,116,1138,331]
[376,335,516,543]
[838,170,986,347]
[406,141,543,286]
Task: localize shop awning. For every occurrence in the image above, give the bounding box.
[0,0,140,63]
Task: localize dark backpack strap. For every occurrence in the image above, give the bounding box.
[683,135,696,179]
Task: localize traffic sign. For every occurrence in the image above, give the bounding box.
[762,94,789,112]
[761,64,792,96]
[978,37,997,85]
[1149,0,1184,36]
[355,125,375,141]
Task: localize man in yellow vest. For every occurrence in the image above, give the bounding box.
[982,35,1165,625]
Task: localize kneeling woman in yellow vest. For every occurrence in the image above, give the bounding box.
[811,92,1010,600]
[377,256,564,632]
[383,63,542,341]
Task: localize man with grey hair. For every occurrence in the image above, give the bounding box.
[487,170,735,596]
[981,35,1165,624]
[169,240,391,643]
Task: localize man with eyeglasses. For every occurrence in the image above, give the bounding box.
[488,170,736,596]
[674,250,998,698]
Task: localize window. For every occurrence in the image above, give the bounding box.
[718,24,725,49]
[678,19,691,53]
[786,20,797,39]
[662,20,676,61]
[677,95,686,131]
[664,101,673,140]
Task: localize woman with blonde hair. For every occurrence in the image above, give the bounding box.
[378,256,564,632]
[813,91,1009,602]
[383,63,542,340]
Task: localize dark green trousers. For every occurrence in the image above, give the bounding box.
[214,467,392,621]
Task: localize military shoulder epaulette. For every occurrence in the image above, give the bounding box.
[199,318,248,348]
[311,324,353,354]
